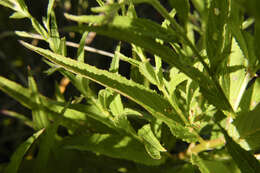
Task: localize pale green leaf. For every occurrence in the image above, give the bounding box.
[228,38,249,111]
[91,3,121,13]
[138,124,166,159]
[28,69,49,130]
[46,0,55,32]
[139,60,159,86]
[109,94,124,116]
[165,67,189,95]
[62,133,166,165]
[4,129,44,173]
[109,43,121,73]
[1,109,33,128]
[77,31,88,62]
[9,11,27,19]
[191,0,205,14]
[60,37,67,57]
[98,89,114,111]
[0,0,14,10]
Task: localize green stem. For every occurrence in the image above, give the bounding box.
[150,0,235,116]
[161,86,189,125]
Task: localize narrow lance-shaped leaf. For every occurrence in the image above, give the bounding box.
[206,0,229,70]
[234,103,260,150]
[191,154,230,173]
[4,129,44,173]
[49,11,61,53]
[34,101,70,173]
[28,68,49,130]
[46,0,55,32]
[20,41,198,142]
[1,109,33,128]
[109,43,121,73]
[76,31,90,97]
[221,126,260,173]
[64,14,234,114]
[0,76,116,130]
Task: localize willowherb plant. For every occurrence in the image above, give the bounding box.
[0,0,260,172]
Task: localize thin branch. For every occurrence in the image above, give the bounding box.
[15,32,115,58]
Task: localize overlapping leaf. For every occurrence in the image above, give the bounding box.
[4,129,44,173]
[221,127,260,173]
[0,76,116,131]
[20,41,199,142]
[234,103,260,150]
[62,133,166,165]
[64,13,234,113]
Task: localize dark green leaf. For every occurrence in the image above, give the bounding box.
[4,129,44,173]
[221,127,260,173]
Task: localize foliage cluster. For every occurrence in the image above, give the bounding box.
[0,0,260,172]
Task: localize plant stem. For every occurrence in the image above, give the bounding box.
[150,0,235,116]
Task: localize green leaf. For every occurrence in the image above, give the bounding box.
[4,129,44,173]
[139,60,160,86]
[0,109,33,128]
[0,76,115,131]
[28,68,49,130]
[230,1,248,59]
[64,14,178,43]
[62,133,166,166]
[98,89,115,111]
[165,68,189,95]
[34,123,58,173]
[191,154,230,173]
[31,18,48,39]
[91,3,121,14]
[109,43,121,73]
[77,31,88,62]
[0,0,14,10]
[206,0,229,70]
[191,0,206,14]
[109,94,124,116]
[240,78,260,112]
[168,0,190,25]
[221,126,260,173]
[138,124,167,159]
[20,41,199,142]
[64,14,234,113]
[234,103,260,150]
[49,11,60,53]
[46,0,55,32]
[9,12,27,19]
[34,102,70,173]
[228,38,249,111]
[15,0,29,14]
